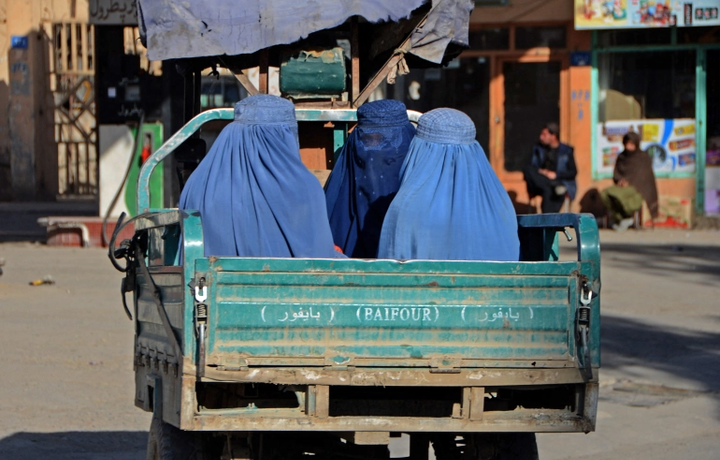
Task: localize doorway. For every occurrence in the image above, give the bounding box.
[705,49,720,215]
[399,57,490,151]
[502,61,561,173]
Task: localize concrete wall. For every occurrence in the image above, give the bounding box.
[471,0,574,24]
[0,0,90,201]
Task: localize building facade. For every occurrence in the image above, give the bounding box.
[2,0,718,225]
[0,0,98,203]
[393,0,719,221]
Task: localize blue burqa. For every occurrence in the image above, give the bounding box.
[179,95,339,258]
[324,100,416,258]
[377,108,520,261]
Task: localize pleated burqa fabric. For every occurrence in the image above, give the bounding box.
[179,95,340,258]
[378,108,520,261]
[324,100,416,257]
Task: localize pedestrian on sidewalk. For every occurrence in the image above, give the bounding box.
[523,122,577,213]
[600,131,659,231]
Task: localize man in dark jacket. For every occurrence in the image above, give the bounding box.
[523,123,577,213]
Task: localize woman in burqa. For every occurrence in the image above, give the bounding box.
[324,99,416,258]
[600,131,658,230]
[179,94,340,258]
[378,108,520,261]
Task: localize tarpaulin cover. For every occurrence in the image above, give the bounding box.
[377,108,520,261]
[138,0,424,61]
[179,94,340,258]
[324,99,416,258]
[137,0,473,62]
[408,0,474,64]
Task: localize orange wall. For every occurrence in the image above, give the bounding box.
[567,64,592,212]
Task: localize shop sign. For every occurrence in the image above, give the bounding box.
[575,0,720,29]
[11,36,29,49]
[596,119,696,175]
[89,0,138,25]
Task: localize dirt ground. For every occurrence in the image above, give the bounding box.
[0,227,719,459]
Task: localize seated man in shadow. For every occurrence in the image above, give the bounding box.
[600,131,659,231]
[523,123,577,213]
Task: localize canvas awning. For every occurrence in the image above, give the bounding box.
[137,0,474,64]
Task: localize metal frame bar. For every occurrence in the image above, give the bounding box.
[590,32,599,181]
[137,108,422,212]
[696,48,707,215]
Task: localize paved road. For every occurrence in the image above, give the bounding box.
[539,229,720,460]
[1,228,719,459]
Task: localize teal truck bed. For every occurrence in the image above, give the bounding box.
[111,108,600,459]
[123,209,599,434]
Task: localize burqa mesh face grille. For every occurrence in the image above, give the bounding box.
[324,100,416,258]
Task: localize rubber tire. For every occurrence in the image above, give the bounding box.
[146,417,206,460]
[431,433,539,460]
[473,433,539,460]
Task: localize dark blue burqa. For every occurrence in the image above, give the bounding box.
[179,95,339,258]
[324,100,416,257]
[378,108,520,261]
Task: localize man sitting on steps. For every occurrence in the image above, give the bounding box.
[523,122,578,213]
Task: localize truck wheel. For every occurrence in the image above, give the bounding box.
[472,433,538,460]
[146,417,207,460]
[431,433,538,460]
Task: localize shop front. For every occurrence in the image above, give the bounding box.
[341,0,720,223]
[579,2,720,222]
[391,0,590,211]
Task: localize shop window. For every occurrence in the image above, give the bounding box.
[596,51,697,177]
[468,28,510,50]
[597,29,672,47]
[200,69,248,109]
[515,26,567,49]
[598,51,695,122]
[397,58,491,152]
[678,26,720,44]
[503,61,561,172]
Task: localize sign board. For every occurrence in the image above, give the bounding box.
[11,36,29,49]
[575,0,720,29]
[89,0,138,25]
[570,51,592,66]
[596,119,696,176]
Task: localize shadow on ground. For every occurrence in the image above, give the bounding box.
[599,242,720,286]
[0,431,147,460]
[602,314,720,394]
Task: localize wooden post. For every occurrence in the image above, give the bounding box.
[259,50,269,94]
[351,17,360,105]
[235,71,260,96]
[315,385,329,418]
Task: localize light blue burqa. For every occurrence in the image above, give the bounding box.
[378,108,519,261]
[179,95,339,258]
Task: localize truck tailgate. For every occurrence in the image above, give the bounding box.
[196,258,583,369]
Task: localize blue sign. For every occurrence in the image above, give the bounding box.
[570,51,591,67]
[11,36,29,49]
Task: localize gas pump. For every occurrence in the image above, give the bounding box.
[96,25,165,227]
